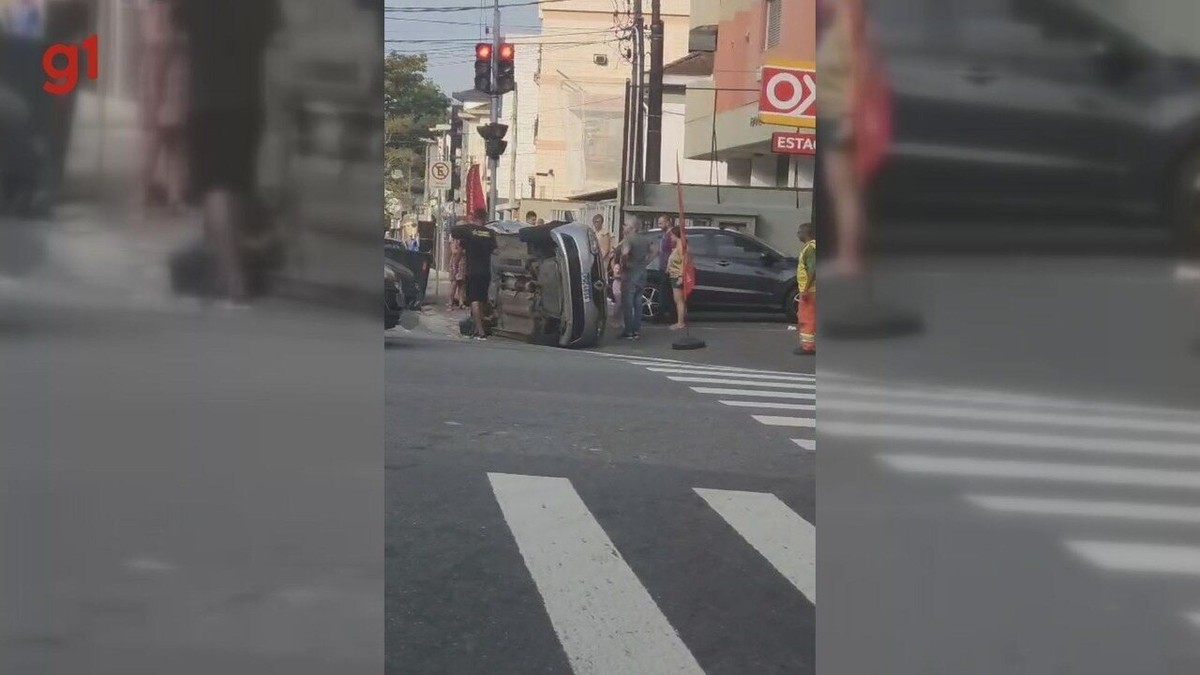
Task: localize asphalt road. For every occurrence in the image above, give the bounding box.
[818,256,1200,675]
[2,301,382,675]
[385,323,815,674]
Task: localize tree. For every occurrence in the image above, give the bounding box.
[384,53,450,218]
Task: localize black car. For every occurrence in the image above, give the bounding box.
[639,227,799,323]
[385,259,418,330]
[863,0,1200,248]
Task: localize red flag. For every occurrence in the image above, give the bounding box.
[847,0,892,181]
[465,164,486,218]
[674,157,696,299]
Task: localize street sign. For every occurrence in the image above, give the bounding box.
[429,161,452,190]
[759,61,816,128]
[772,131,816,156]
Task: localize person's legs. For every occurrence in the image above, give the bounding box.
[798,292,816,354]
[618,279,634,336]
[628,280,644,335]
[671,282,687,329]
[823,145,865,277]
[203,189,249,303]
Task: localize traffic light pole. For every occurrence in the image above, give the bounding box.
[488,0,501,221]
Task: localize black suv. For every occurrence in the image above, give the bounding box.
[640,227,799,323]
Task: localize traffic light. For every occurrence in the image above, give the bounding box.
[474,43,493,94]
[478,123,509,161]
[496,43,515,94]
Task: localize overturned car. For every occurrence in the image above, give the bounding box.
[461,220,607,348]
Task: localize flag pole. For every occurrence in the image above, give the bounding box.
[671,155,706,350]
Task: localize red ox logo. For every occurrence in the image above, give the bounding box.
[759,63,816,128]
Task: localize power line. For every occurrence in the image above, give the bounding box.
[386,0,573,13]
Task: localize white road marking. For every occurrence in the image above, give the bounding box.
[752,415,816,429]
[821,399,1200,437]
[720,400,816,412]
[791,439,816,451]
[882,455,1200,490]
[823,421,1200,459]
[691,387,816,401]
[822,382,1199,420]
[966,495,1200,524]
[488,473,705,675]
[648,367,814,382]
[668,376,814,390]
[1065,541,1200,577]
[694,488,816,604]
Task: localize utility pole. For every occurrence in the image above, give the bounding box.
[631,0,646,203]
[488,0,502,221]
[645,0,664,183]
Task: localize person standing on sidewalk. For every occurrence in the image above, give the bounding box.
[451,209,496,340]
[617,216,654,340]
[176,0,280,306]
[139,0,190,213]
[795,222,816,355]
[666,224,689,330]
[655,215,676,322]
[447,237,466,309]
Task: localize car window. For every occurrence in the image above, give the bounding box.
[712,232,769,260]
[950,0,1107,62]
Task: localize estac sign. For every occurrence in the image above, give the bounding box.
[772,132,816,156]
[759,61,816,128]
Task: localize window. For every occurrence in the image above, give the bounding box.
[713,232,769,260]
[765,0,782,49]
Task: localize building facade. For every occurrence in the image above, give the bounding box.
[683,0,816,190]
[533,0,691,201]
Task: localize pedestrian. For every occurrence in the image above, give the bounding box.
[4,0,42,38]
[618,216,654,340]
[407,235,420,252]
[176,0,281,306]
[535,218,545,227]
[666,224,688,330]
[139,0,190,213]
[525,210,538,226]
[655,215,676,323]
[450,208,497,340]
[794,222,816,355]
[447,237,466,309]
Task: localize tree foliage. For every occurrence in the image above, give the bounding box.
[383,52,449,220]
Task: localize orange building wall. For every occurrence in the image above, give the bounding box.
[712,0,814,116]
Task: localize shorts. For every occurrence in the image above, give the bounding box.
[465,274,490,303]
[670,276,684,290]
[188,110,263,195]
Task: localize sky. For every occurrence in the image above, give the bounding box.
[385,0,543,97]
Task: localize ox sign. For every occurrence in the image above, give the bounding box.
[759,61,816,129]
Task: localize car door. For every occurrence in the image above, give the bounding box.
[708,231,780,309]
[941,0,1134,217]
[680,231,720,308]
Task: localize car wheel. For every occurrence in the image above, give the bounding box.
[641,285,663,322]
[1171,146,1200,256]
[785,287,800,324]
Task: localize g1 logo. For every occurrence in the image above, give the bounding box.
[43,33,98,95]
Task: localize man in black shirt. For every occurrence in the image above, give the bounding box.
[450,209,496,339]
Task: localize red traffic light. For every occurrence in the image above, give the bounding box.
[498,43,515,61]
[475,43,492,60]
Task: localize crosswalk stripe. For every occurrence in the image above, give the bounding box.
[488,473,705,675]
[822,383,1199,420]
[752,415,816,428]
[691,387,815,401]
[882,454,1200,490]
[668,376,815,390]
[720,400,816,412]
[821,399,1200,437]
[694,488,816,604]
[648,367,814,382]
[587,352,692,366]
[1065,541,1200,577]
[791,439,816,451]
[823,420,1200,459]
[966,495,1200,523]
